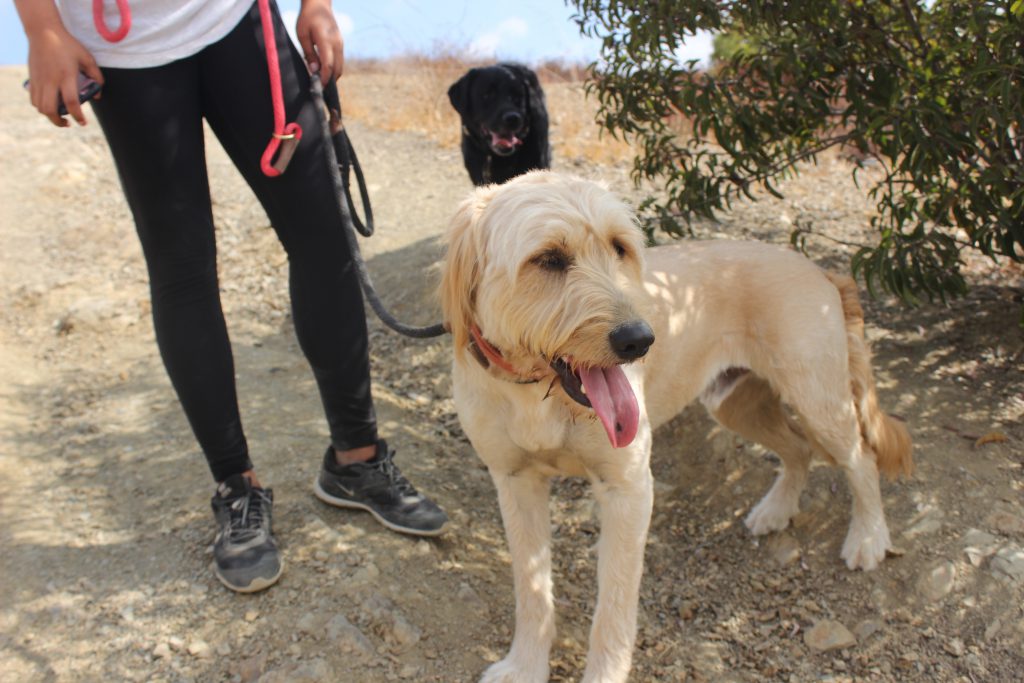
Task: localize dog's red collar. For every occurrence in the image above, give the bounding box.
[469,324,539,384]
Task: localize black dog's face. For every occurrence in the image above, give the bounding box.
[448,64,536,157]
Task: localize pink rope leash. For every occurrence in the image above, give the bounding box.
[256,0,302,177]
[92,0,300,177]
[93,0,131,42]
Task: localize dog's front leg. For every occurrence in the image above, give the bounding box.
[582,469,654,683]
[481,469,554,683]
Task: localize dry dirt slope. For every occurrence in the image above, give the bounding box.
[1,64,1023,682]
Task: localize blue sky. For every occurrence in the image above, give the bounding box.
[2,1,713,67]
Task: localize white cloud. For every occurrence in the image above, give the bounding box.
[469,17,529,59]
[281,10,354,53]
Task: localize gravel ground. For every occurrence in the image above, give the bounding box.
[1,64,1022,683]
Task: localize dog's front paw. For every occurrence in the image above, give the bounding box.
[744,493,798,536]
[841,522,891,571]
[479,657,549,683]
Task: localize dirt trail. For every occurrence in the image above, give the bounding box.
[1,65,1022,682]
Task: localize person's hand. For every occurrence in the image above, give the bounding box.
[296,0,344,85]
[25,24,103,128]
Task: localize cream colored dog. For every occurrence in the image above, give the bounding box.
[439,171,912,683]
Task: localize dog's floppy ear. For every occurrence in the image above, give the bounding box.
[447,69,478,119]
[439,187,495,353]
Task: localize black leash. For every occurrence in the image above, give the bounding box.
[312,76,447,339]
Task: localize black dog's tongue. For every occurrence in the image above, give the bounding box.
[489,131,522,151]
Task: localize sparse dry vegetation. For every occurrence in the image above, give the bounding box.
[338,52,635,166]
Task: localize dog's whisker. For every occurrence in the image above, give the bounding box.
[543,377,558,401]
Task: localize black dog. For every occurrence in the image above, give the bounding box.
[447,63,550,186]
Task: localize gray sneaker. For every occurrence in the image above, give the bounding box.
[314,440,448,537]
[210,474,282,593]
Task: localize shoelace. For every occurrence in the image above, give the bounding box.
[226,489,271,543]
[375,450,418,497]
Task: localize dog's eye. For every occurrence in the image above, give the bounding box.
[612,239,628,259]
[532,249,570,272]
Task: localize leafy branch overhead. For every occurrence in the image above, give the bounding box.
[570,0,1024,305]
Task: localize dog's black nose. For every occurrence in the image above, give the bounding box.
[502,110,523,130]
[609,321,655,361]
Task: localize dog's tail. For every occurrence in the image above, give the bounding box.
[825,272,913,479]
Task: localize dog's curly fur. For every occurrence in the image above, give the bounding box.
[440,171,912,683]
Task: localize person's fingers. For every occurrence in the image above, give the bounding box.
[298,30,319,76]
[318,29,344,84]
[64,81,87,126]
[317,42,333,85]
[35,82,66,127]
[81,55,104,87]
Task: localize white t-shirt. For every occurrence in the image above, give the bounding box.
[58,0,257,68]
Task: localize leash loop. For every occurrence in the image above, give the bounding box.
[257,0,302,176]
[93,0,131,42]
[311,76,446,339]
[322,82,374,237]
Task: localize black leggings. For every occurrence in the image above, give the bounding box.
[91,3,376,482]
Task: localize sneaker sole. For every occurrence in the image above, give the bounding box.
[313,479,448,537]
[214,562,283,594]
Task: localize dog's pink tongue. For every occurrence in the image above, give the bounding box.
[579,366,639,448]
[490,132,522,150]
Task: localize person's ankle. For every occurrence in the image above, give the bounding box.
[334,444,376,466]
[240,470,262,488]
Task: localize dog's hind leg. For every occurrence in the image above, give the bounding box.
[704,373,816,536]
[582,467,654,683]
[481,470,555,683]
[789,393,891,571]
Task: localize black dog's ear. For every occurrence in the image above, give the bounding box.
[448,69,478,118]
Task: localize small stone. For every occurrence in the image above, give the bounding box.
[167,636,185,652]
[897,651,920,669]
[152,642,172,659]
[187,639,212,658]
[259,658,331,683]
[326,614,374,656]
[853,619,883,641]
[350,562,380,584]
[944,638,965,657]
[984,619,1002,641]
[767,533,801,567]
[903,506,943,539]
[244,610,259,622]
[456,582,480,602]
[296,611,323,635]
[804,620,857,652]
[229,654,267,683]
[990,543,1024,582]
[963,528,1002,567]
[917,560,956,601]
[987,511,1024,535]
[390,613,422,649]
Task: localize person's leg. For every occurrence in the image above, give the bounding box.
[91,57,281,591]
[195,4,447,535]
[91,60,254,483]
[198,3,377,460]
